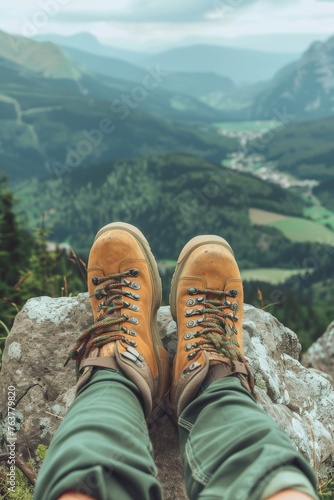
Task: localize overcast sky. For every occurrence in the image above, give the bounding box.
[2,0,334,52]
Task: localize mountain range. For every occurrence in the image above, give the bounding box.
[0,30,230,123]
[35,32,321,57]
[33,31,334,123]
[0,34,237,181]
[35,32,148,65]
[34,33,299,85]
[1,28,334,185]
[60,45,236,99]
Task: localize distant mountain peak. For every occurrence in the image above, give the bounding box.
[0,30,81,80]
[69,32,98,40]
[33,33,148,64]
[305,36,334,59]
[252,33,334,120]
[52,31,101,46]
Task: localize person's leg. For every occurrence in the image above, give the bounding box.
[178,376,318,500]
[34,369,161,500]
[170,235,319,500]
[34,222,170,500]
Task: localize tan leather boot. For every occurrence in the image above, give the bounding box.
[170,235,253,417]
[66,222,170,418]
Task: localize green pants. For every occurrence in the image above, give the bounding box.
[34,369,318,500]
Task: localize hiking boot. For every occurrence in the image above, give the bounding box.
[66,222,170,418]
[170,235,253,417]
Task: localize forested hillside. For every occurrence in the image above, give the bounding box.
[15,153,317,264]
[262,116,334,210]
[263,116,334,178]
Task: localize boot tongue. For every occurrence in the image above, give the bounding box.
[205,288,217,301]
[99,343,116,358]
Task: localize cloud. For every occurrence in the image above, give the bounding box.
[55,0,260,24]
[2,0,333,53]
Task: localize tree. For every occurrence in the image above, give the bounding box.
[0,177,32,344]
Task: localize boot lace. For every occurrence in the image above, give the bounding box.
[184,286,253,387]
[65,269,141,372]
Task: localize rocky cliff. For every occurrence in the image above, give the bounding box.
[303,320,334,382]
[252,35,334,120]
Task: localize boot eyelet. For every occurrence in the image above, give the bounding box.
[187,320,196,328]
[128,269,140,277]
[92,277,101,285]
[95,291,104,300]
[229,289,238,298]
[130,282,141,290]
[124,292,140,301]
[186,309,201,317]
[231,303,238,311]
[129,330,137,336]
[189,362,201,372]
[123,337,138,347]
[183,362,201,376]
[186,299,195,306]
[185,343,196,351]
[127,346,144,362]
[130,304,140,312]
[184,332,193,340]
[188,287,198,295]
[188,352,197,360]
[129,317,139,325]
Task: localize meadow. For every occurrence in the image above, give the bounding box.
[241,268,309,284]
[249,208,334,244]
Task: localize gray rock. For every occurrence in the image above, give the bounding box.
[1,296,334,498]
[303,320,334,383]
